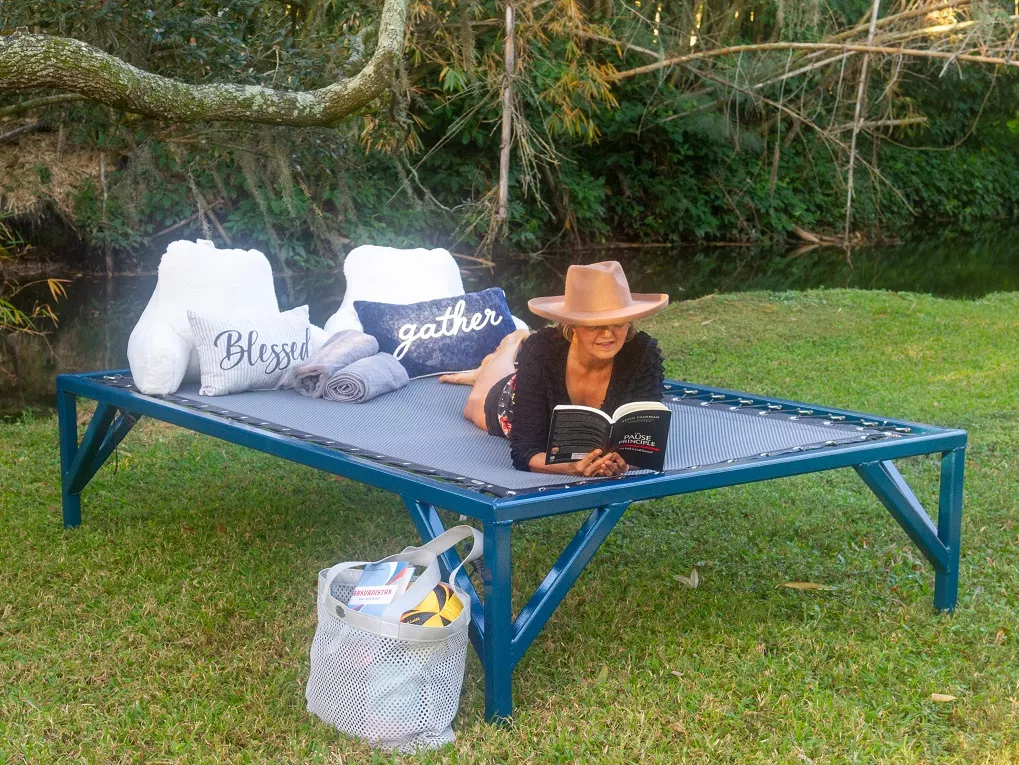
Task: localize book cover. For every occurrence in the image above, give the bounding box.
[348,561,414,616]
[545,401,672,472]
[608,406,672,471]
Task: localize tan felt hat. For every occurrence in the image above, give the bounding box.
[527,261,669,326]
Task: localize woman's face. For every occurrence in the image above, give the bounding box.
[572,324,629,361]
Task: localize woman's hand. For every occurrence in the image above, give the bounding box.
[527,449,629,476]
[601,451,629,476]
[573,449,628,477]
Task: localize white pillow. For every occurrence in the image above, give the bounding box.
[158,240,280,348]
[128,240,330,395]
[324,245,466,334]
[323,244,528,334]
[188,305,313,396]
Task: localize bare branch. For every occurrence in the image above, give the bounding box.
[753,53,857,92]
[678,67,914,215]
[145,200,226,242]
[611,42,1019,82]
[576,30,661,59]
[830,0,968,42]
[0,93,85,119]
[828,117,928,133]
[0,120,45,143]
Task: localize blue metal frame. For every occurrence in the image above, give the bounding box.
[56,370,966,723]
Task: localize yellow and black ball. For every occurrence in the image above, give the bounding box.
[401,582,464,627]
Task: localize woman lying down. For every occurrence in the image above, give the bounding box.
[440,261,668,478]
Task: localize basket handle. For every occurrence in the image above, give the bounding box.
[398,524,482,592]
[382,526,481,618]
[442,526,484,589]
[400,524,481,560]
[320,560,369,602]
[380,555,442,620]
[319,525,483,623]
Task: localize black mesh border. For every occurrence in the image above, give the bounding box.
[95,375,908,498]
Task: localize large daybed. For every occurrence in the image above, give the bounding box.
[56,371,965,722]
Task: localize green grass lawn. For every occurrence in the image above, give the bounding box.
[2,290,1018,764]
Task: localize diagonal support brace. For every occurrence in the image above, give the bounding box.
[856,460,950,572]
[66,402,117,488]
[400,499,632,722]
[402,497,485,655]
[68,409,139,495]
[510,501,631,667]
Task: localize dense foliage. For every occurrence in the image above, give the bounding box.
[1,1,1018,269]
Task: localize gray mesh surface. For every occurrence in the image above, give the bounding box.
[171,378,887,492]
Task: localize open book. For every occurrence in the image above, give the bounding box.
[545,401,672,472]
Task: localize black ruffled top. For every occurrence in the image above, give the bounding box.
[509,327,666,471]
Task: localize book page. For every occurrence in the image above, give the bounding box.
[557,404,612,420]
[611,400,669,421]
[545,406,613,463]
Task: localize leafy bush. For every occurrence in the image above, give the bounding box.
[2,1,1018,266]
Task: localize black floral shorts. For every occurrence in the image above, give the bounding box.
[483,373,517,438]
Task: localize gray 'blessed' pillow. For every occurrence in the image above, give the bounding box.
[188,305,313,396]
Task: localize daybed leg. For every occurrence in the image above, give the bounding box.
[482,520,513,724]
[57,390,81,529]
[934,448,964,613]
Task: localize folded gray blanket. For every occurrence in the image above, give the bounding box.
[290,330,379,398]
[323,353,409,403]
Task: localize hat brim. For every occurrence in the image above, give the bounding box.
[527,293,669,326]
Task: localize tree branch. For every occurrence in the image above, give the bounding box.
[829,0,967,42]
[610,42,1019,82]
[678,66,914,216]
[0,120,45,144]
[0,0,408,126]
[829,116,927,133]
[145,199,226,242]
[576,30,661,59]
[0,93,85,119]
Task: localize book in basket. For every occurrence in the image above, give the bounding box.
[347,561,414,617]
[545,401,672,472]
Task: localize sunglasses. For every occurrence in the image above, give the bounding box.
[579,323,628,332]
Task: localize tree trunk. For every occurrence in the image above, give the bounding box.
[99,151,113,276]
[496,0,516,229]
[844,0,881,247]
[0,0,409,127]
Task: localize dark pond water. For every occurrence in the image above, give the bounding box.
[4,225,1019,418]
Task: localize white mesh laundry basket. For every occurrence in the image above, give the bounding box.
[306,526,481,752]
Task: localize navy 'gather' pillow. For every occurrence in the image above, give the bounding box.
[354,288,516,378]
